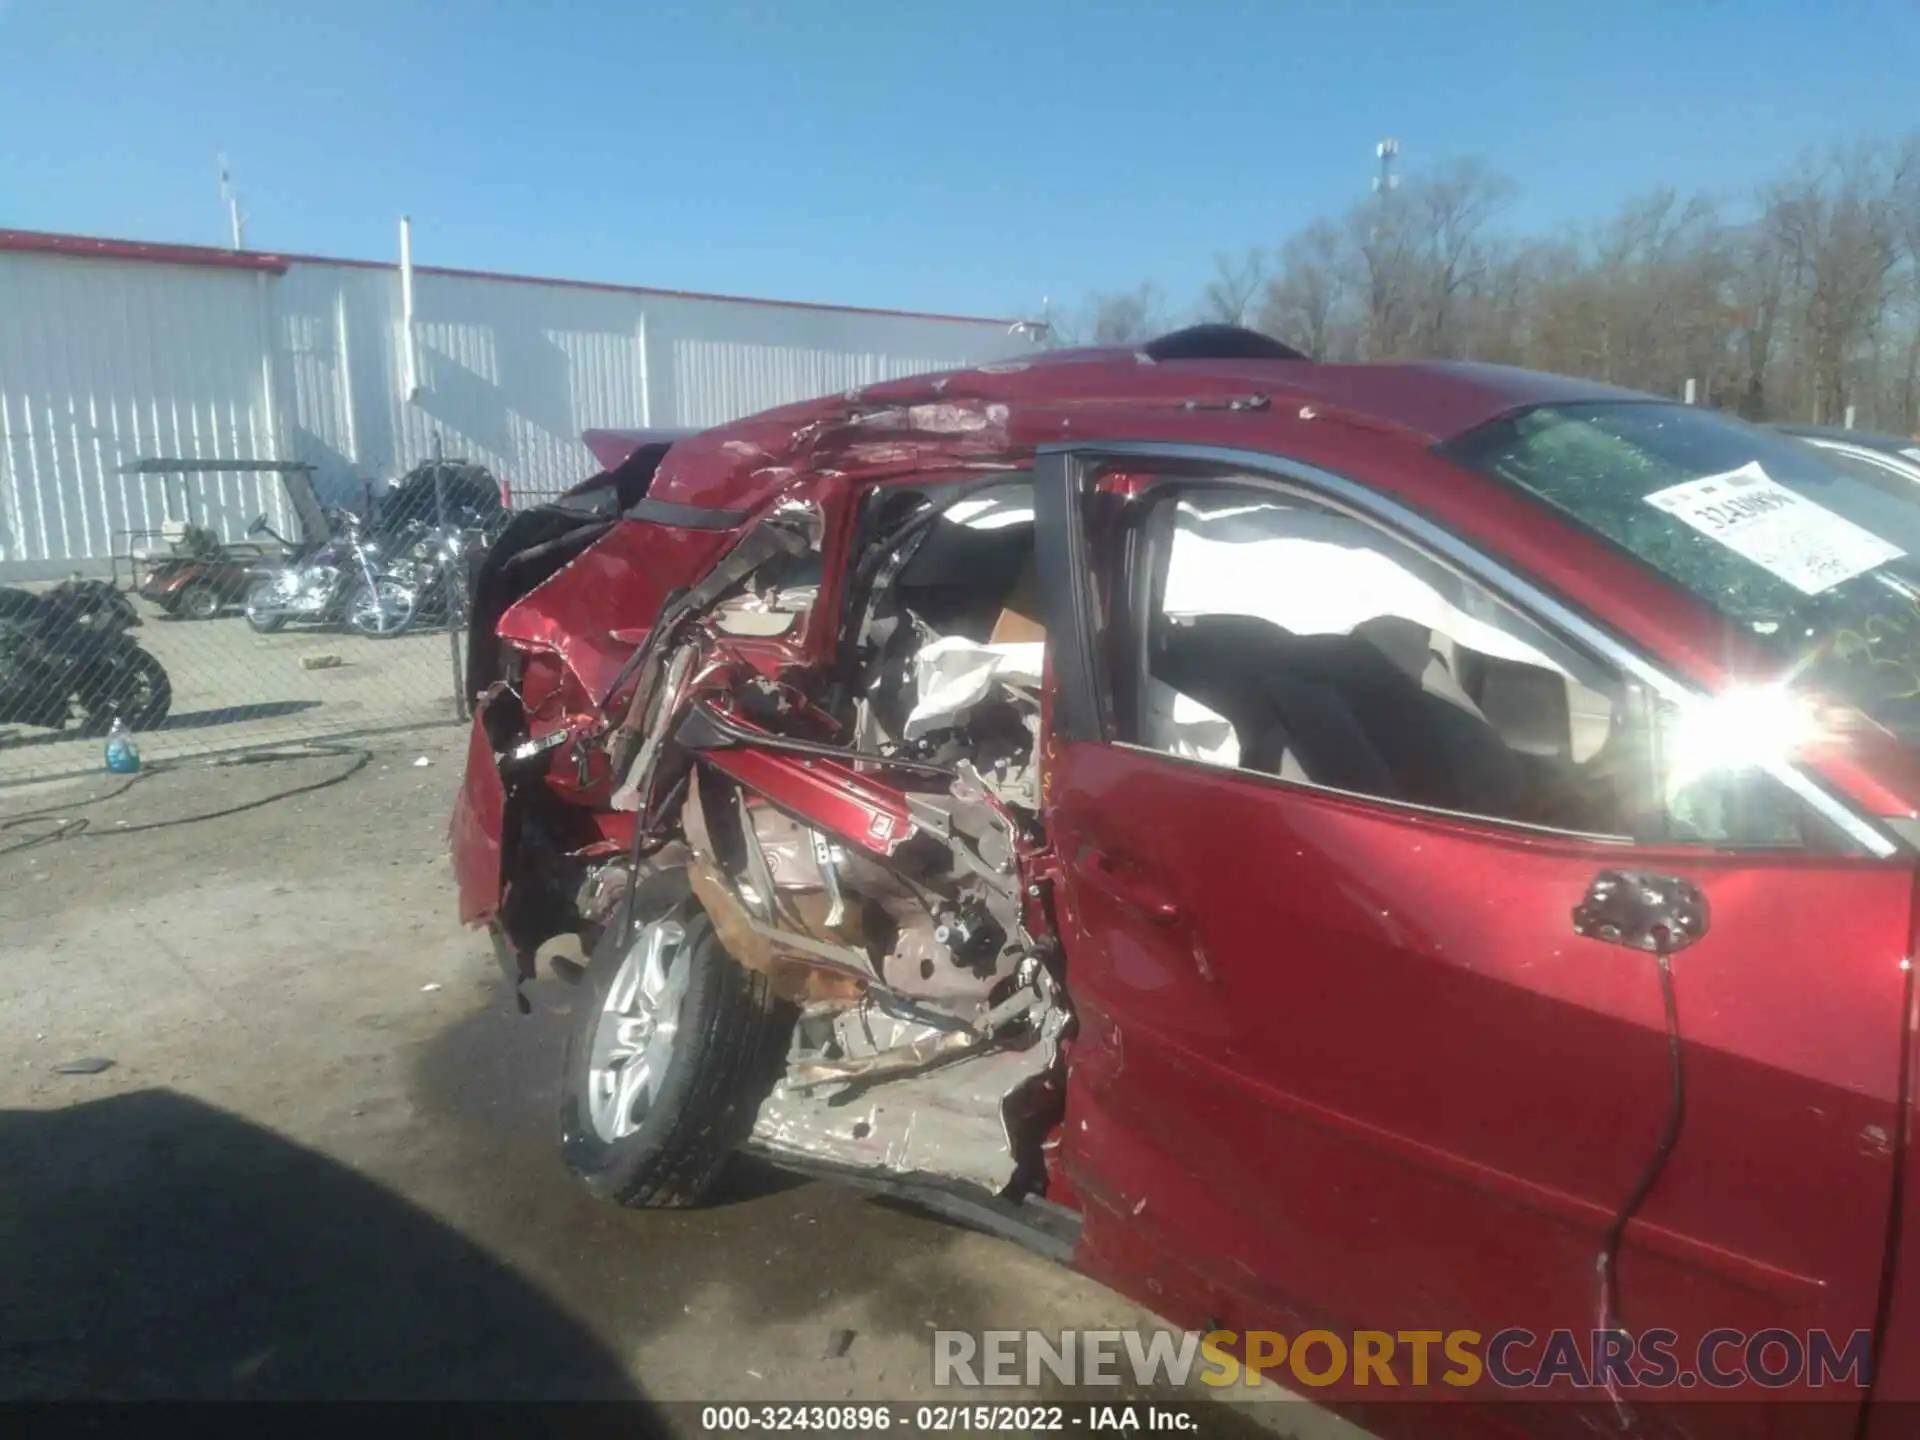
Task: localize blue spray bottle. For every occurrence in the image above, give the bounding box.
[104,718,141,774]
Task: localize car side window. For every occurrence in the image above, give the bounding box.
[1096,478,1830,847]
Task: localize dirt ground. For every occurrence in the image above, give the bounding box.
[0,723,1372,1436]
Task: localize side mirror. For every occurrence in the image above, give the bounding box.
[1572,871,1710,956]
[247,514,269,538]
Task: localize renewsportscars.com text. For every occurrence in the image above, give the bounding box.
[932,1327,1873,1393]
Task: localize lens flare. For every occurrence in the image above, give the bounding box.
[1664,684,1828,795]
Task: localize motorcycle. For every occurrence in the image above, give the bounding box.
[242,507,415,638]
[242,460,507,639]
[372,514,508,632]
[0,579,172,734]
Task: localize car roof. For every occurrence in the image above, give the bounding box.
[582,427,703,471]
[1773,423,1920,454]
[641,327,1666,512]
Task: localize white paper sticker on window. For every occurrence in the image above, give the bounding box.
[1642,462,1904,595]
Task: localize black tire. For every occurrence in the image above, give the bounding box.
[77,645,171,734]
[560,908,790,1208]
[177,583,221,621]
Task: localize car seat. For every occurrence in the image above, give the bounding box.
[1152,612,1537,819]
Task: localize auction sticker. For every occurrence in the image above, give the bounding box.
[1643,461,1903,594]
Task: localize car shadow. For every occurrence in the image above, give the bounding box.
[410,978,1013,1344]
[0,1089,653,1405]
[700,1151,813,1207]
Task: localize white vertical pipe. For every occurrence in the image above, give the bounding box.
[399,216,420,404]
[637,310,652,428]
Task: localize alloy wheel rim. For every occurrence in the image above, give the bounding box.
[354,580,414,632]
[586,920,690,1142]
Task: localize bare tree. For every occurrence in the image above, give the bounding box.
[1049,284,1169,347]
[1462,237,1538,366]
[1721,208,1794,418]
[1407,158,1517,356]
[1769,145,1905,421]
[1315,157,1519,360]
[1259,220,1353,359]
[1093,283,1168,345]
[1348,185,1420,360]
[1201,249,1269,326]
[1060,129,1920,432]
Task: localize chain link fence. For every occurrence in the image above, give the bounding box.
[0,456,548,786]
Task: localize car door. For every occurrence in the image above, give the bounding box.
[1032,444,1913,1434]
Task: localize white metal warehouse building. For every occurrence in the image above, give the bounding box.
[0,229,1034,580]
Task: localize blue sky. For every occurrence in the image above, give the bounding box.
[3,0,1917,320]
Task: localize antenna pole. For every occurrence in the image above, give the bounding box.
[218,155,247,250]
[1373,138,1400,198]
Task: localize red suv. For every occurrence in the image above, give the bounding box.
[451,326,1920,1435]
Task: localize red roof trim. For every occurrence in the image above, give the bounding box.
[0,227,1015,327]
[0,229,289,273]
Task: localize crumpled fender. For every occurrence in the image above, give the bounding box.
[497,519,737,708]
[450,696,507,927]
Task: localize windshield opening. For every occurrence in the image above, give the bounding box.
[1444,401,1920,742]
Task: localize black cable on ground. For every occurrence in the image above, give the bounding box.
[0,741,375,859]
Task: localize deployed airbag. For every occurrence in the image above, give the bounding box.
[902,638,1043,740]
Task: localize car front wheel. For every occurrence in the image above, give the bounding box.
[559,907,789,1208]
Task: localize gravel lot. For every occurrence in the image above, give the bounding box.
[0,723,1369,1436]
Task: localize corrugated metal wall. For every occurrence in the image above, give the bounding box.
[0,252,298,576]
[0,246,1030,578]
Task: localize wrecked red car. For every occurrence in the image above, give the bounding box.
[452,325,1920,1436]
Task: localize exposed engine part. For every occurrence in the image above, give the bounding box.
[961,734,1040,815]
[575,862,633,930]
[748,964,1069,1195]
[812,829,847,927]
[673,758,1029,1012]
[901,784,1020,901]
[679,776,879,1001]
[590,487,1066,1193]
[934,895,1005,971]
[786,1006,977,1089]
[686,845,867,1006]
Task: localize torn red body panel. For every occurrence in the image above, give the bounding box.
[697,745,919,859]
[450,697,506,926]
[498,521,740,707]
